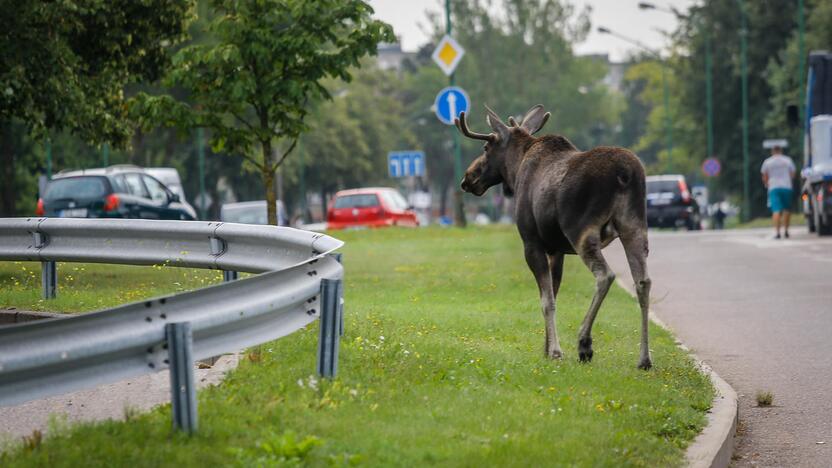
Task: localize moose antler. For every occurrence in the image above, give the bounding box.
[455,111,493,141]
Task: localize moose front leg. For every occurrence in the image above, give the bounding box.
[524,243,562,359]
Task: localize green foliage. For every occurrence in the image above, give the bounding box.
[131,0,394,224]
[669,0,799,213]
[0,0,192,146]
[0,227,713,466]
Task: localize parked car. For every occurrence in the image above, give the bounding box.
[327,187,419,230]
[220,200,288,226]
[145,167,188,204]
[36,165,197,220]
[645,175,702,230]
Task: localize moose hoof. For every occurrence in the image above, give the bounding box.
[546,348,563,360]
[578,337,593,363]
[638,358,653,370]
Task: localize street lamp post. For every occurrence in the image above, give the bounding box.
[737,0,750,221]
[798,0,806,159]
[597,26,673,172]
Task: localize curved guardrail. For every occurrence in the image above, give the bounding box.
[0,218,344,432]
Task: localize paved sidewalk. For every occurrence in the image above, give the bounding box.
[0,354,239,443]
[605,227,832,467]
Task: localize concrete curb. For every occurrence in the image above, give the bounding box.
[615,279,737,468]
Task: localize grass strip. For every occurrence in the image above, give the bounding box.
[1,226,713,467]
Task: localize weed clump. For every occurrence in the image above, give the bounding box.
[755,391,774,407]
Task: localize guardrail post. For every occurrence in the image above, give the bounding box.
[317,278,343,378]
[222,270,238,282]
[166,322,197,433]
[41,261,57,299]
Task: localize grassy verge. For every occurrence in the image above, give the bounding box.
[0,262,224,313]
[1,226,713,467]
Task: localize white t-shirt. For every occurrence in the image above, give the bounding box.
[760,154,795,190]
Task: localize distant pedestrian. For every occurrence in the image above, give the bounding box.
[760,145,796,239]
[712,203,726,230]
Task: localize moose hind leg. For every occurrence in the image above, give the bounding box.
[576,232,615,363]
[524,243,562,359]
[620,230,652,370]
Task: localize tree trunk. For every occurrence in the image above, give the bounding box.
[261,139,278,226]
[0,122,17,216]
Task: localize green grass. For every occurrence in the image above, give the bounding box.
[0,226,713,467]
[0,262,225,313]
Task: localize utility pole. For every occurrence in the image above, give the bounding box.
[798,0,806,159]
[739,0,750,221]
[197,127,206,220]
[446,0,466,227]
[102,143,110,167]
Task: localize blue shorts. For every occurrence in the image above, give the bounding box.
[768,188,793,213]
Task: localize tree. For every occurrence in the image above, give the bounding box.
[132,0,394,225]
[672,0,798,216]
[0,0,192,216]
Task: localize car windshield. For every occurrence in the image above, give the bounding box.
[380,190,409,210]
[334,194,379,209]
[646,180,680,194]
[44,177,107,200]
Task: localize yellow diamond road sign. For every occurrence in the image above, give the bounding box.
[432,35,465,76]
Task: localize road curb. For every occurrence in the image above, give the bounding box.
[615,279,737,468]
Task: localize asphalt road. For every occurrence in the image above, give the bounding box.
[605,226,832,468]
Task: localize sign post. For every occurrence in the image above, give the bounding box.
[436,0,466,227]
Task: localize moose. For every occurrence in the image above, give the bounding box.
[456,104,652,369]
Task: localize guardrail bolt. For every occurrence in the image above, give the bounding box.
[41,261,57,299]
[223,270,239,282]
[166,322,197,434]
[317,278,343,378]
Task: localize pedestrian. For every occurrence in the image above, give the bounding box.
[760,145,796,239]
[712,202,726,230]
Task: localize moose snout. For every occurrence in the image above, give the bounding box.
[460,177,471,192]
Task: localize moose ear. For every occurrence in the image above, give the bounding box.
[484,105,510,141]
[520,104,550,135]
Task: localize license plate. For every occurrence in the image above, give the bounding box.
[58,208,88,218]
[650,199,671,206]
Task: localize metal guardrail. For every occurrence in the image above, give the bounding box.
[0,218,344,433]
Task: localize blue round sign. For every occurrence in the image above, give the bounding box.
[434,86,470,125]
[702,157,721,177]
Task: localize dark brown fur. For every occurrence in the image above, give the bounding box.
[457,105,652,369]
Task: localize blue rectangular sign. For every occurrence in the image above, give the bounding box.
[387,151,425,178]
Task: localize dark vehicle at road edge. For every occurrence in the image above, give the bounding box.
[645,174,702,230]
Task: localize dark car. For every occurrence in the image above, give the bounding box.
[37,166,197,220]
[645,175,702,230]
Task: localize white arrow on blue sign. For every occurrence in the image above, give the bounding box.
[434,86,470,125]
[388,151,425,178]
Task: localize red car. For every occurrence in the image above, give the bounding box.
[327,187,419,230]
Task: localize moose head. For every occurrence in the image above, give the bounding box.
[455,105,550,197]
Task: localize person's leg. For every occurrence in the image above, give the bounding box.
[783,210,791,237]
[773,211,781,238]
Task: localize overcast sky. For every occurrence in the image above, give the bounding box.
[367,0,698,62]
